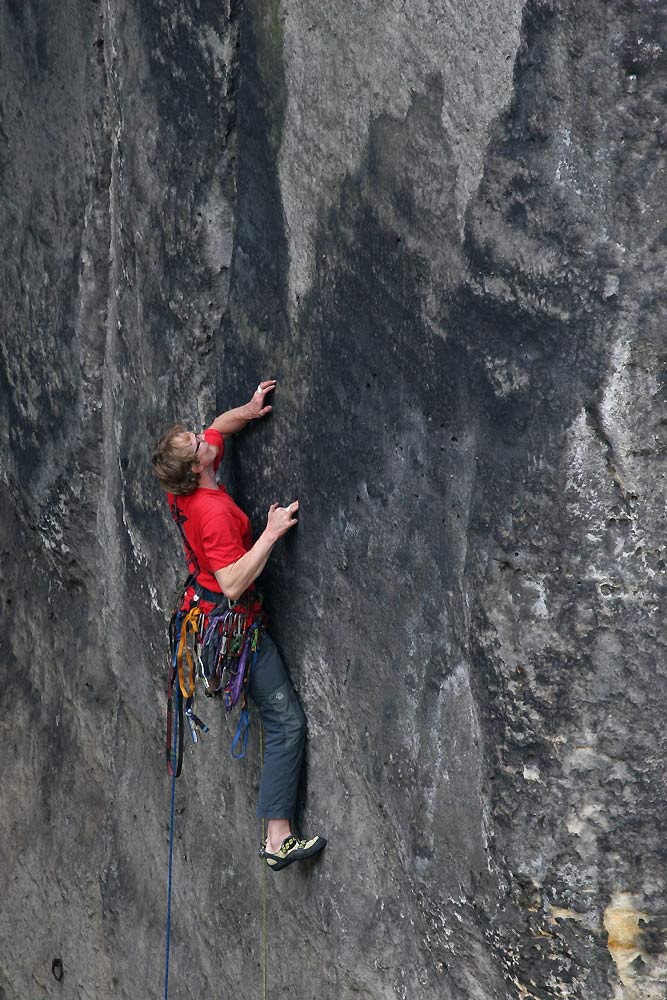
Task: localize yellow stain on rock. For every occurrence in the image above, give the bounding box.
[603,893,648,987]
[547,894,665,999]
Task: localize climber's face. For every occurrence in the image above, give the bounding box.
[181,430,219,471]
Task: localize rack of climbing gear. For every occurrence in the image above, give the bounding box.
[165,586,267,773]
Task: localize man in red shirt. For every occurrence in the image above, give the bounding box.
[153,380,325,871]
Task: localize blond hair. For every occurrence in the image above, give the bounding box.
[152,424,199,495]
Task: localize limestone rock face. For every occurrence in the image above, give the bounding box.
[2,2,667,999]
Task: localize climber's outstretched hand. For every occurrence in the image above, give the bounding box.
[266,500,299,541]
[246,379,277,419]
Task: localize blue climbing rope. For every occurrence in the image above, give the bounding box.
[163,686,179,1000]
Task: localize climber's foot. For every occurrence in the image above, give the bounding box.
[260,834,327,871]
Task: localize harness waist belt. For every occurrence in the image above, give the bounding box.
[193,578,225,604]
[188,575,257,608]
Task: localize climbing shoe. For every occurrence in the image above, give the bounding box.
[260,834,326,872]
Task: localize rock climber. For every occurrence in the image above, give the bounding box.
[152,379,326,871]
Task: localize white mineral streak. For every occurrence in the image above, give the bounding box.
[279,0,525,313]
[522,764,541,782]
[563,408,608,522]
[563,330,659,593]
[599,333,661,499]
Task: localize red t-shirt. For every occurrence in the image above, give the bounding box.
[167,428,253,591]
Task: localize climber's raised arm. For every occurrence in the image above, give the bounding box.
[211,379,276,437]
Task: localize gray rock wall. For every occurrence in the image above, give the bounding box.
[1,1,666,999]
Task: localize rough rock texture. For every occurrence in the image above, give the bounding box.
[1,1,667,999]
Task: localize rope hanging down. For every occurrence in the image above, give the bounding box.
[163,685,179,1000]
[261,723,267,1000]
[162,683,268,1000]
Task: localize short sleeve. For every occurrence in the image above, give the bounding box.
[199,508,247,571]
[204,427,224,473]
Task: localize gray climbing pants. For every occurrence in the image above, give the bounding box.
[247,632,306,820]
